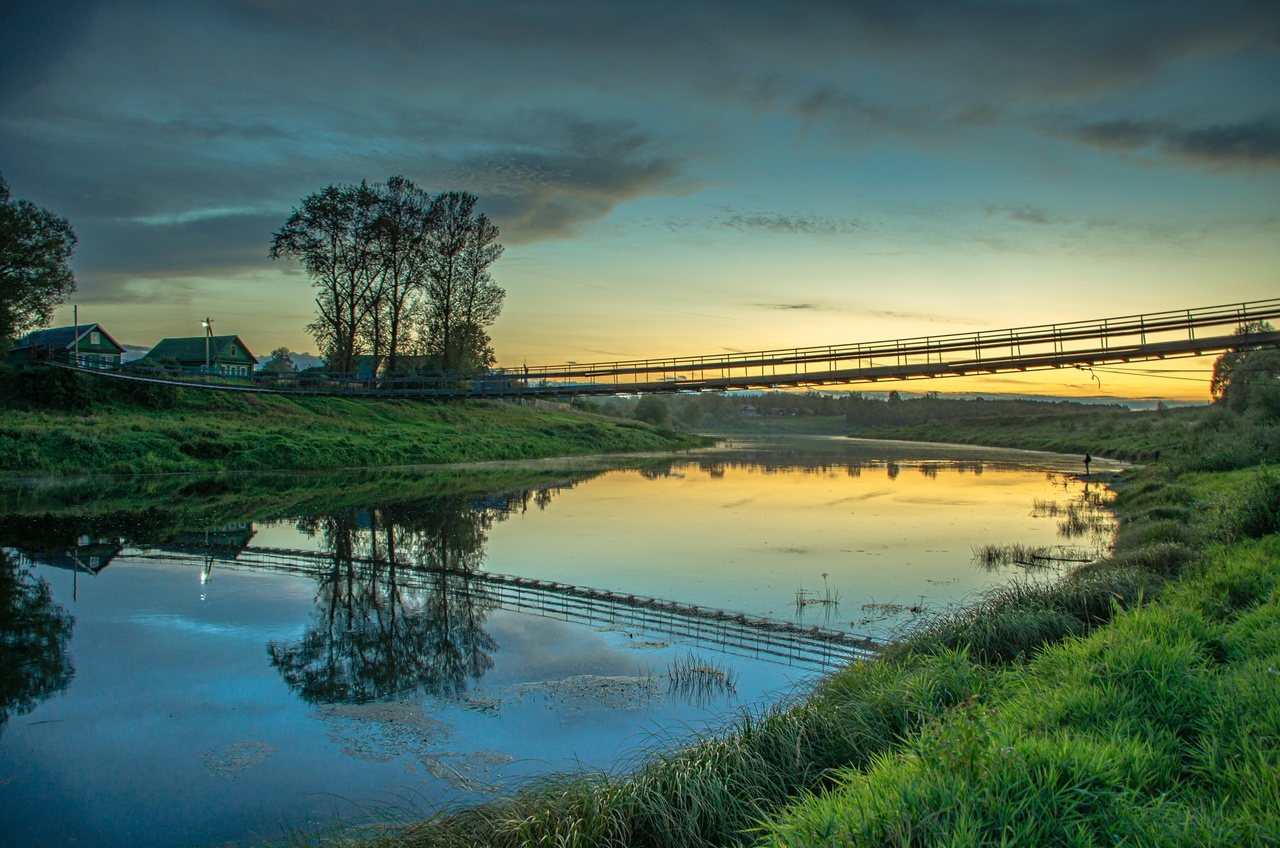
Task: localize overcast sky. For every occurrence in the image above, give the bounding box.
[2,0,1277,398]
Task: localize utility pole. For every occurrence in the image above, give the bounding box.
[202,317,213,373]
[73,305,78,366]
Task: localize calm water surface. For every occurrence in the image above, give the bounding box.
[0,437,1119,847]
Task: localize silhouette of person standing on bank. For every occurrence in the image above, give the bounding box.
[1084,452,1092,475]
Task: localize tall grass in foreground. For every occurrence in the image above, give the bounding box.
[758,534,1280,846]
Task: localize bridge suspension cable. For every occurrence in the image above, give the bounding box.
[42,298,1280,398]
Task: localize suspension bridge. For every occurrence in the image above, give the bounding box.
[107,543,877,671]
[43,298,1280,398]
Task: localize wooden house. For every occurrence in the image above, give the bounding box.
[141,334,257,376]
[6,323,127,368]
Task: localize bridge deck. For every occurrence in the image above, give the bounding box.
[38,298,1280,398]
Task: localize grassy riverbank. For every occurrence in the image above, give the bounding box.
[857,402,1280,469]
[299,404,1280,847]
[0,368,708,475]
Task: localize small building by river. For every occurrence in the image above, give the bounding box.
[6,323,127,368]
[141,334,257,376]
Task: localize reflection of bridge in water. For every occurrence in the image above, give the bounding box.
[127,544,879,671]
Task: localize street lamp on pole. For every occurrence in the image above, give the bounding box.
[202,317,213,373]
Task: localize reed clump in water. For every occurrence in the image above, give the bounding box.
[793,572,840,612]
[665,653,739,704]
[971,542,1095,570]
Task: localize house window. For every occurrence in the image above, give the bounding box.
[230,344,237,356]
[90,332,100,344]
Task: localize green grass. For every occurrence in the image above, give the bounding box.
[859,403,1280,472]
[856,406,1202,461]
[758,532,1280,846]
[0,371,709,475]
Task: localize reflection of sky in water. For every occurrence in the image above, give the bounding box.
[483,449,1111,630]
[0,439,1115,848]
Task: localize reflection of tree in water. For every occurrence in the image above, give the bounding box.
[0,550,75,737]
[269,495,517,705]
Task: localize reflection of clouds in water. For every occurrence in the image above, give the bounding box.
[314,700,450,763]
[485,614,640,683]
[129,613,260,639]
[895,496,987,507]
[199,740,276,777]
[824,490,890,505]
[512,675,660,712]
[313,700,515,791]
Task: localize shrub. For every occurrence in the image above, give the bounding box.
[1228,466,1280,540]
[633,395,671,426]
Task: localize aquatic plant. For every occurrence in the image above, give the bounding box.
[971,542,1095,570]
[794,572,840,611]
[665,653,738,705]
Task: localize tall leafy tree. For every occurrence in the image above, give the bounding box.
[423,191,477,370]
[455,213,505,369]
[369,176,434,373]
[0,175,77,350]
[1211,321,1278,413]
[270,182,381,374]
[261,346,297,374]
[274,179,505,376]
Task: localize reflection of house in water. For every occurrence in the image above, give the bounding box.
[169,523,257,557]
[16,537,123,575]
[164,524,257,585]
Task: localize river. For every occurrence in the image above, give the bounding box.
[0,436,1118,848]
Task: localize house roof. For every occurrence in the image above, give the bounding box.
[10,323,126,353]
[143,335,255,364]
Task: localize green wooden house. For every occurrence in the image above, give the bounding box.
[141,334,257,376]
[6,323,127,368]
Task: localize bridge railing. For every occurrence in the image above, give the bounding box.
[40,297,1280,397]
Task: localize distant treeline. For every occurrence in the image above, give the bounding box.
[580,390,1131,430]
[839,393,1129,429]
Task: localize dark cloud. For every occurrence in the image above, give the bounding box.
[218,0,1279,102]
[792,0,1279,98]
[1175,121,1280,164]
[984,204,1054,225]
[723,213,861,236]
[753,303,819,311]
[794,88,895,132]
[450,120,680,242]
[1059,118,1280,167]
[72,212,282,303]
[0,0,102,104]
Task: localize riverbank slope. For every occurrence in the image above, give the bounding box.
[0,367,709,475]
